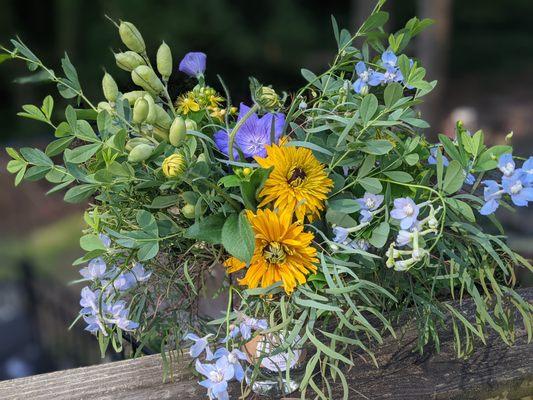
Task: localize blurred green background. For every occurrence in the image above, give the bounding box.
[0,0,531,379]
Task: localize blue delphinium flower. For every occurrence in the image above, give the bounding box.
[185,333,214,359]
[179,52,207,77]
[427,147,450,167]
[214,103,285,159]
[80,286,100,314]
[80,257,106,280]
[378,51,404,84]
[498,153,515,177]
[479,180,503,215]
[213,348,247,382]
[502,170,533,207]
[195,358,234,400]
[105,300,139,331]
[353,61,381,94]
[356,192,384,223]
[390,197,420,229]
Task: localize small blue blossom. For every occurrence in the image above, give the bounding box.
[523,157,533,175]
[332,226,349,244]
[396,230,412,247]
[79,286,101,314]
[502,170,533,207]
[428,147,449,167]
[195,358,234,400]
[356,192,384,223]
[99,233,111,248]
[381,50,398,69]
[80,257,107,280]
[239,316,268,340]
[465,172,476,186]
[353,61,381,94]
[498,154,515,177]
[105,300,139,331]
[185,333,214,359]
[82,313,106,335]
[213,348,247,382]
[179,52,207,77]
[479,180,502,215]
[390,197,420,229]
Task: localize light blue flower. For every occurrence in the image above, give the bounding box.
[79,286,101,314]
[502,170,533,207]
[396,230,412,247]
[195,358,234,400]
[465,172,476,186]
[377,51,404,84]
[179,52,206,77]
[479,180,502,215]
[353,61,381,94]
[99,233,111,248]
[428,147,449,167]
[523,157,533,175]
[105,301,139,331]
[498,154,515,177]
[381,50,398,69]
[390,197,420,229]
[79,257,107,280]
[332,226,349,244]
[239,316,268,340]
[82,313,106,335]
[185,333,214,359]
[356,192,384,223]
[213,348,247,382]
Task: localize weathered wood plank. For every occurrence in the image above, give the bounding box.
[1,288,532,400]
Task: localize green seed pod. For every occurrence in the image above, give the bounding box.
[119,21,146,54]
[97,101,113,113]
[127,143,153,163]
[181,203,196,219]
[156,41,172,80]
[154,105,172,130]
[102,72,119,103]
[132,66,164,95]
[153,126,169,142]
[133,97,149,124]
[122,90,146,105]
[185,118,198,132]
[169,116,186,146]
[114,51,146,72]
[125,137,152,152]
[142,93,157,125]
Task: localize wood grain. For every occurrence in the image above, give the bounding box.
[1,288,532,400]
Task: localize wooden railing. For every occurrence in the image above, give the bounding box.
[1,287,532,400]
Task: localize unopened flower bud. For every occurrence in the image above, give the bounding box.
[102,72,119,103]
[133,97,149,124]
[128,143,153,163]
[242,167,252,177]
[428,217,438,229]
[298,100,307,110]
[132,65,164,94]
[114,51,146,72]
[156,41,173,80]
[169,116,187,146]
[162,153,186,178]
[119,21,146,54]
[255,86,280,110]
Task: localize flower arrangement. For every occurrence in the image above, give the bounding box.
[3,1,533,399]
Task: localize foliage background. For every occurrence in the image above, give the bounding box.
[0,0,531,380]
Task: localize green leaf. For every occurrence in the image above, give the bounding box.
[405,153,419,166]
[436,147,444,190]
[20,147,53,166]
[357,155,375,179]
[221,212,255,263]
[42,95,54,120]
[358,177,382,194]
[446,198,476,222]
[75,120,100,142]
[476,145,512,171]
[360,94,378,124]
[24,165,51,181]
[325,210,358,228]
[360,11,389,33]
[301,68,320,88]
[369,222,390,248]
[306,325,353,366]
[328,198,361,214]
[286,140,332,156]
[46,136,74,157]
[443,160,466,194]
[136,210,158,235]
[64,184,96,203]
[218,175,241,188]
[384,83,404,108]
[64,143,101,164]
[185,214,226,245]
[383,171,413,183]
[138,241,159,261]
[362,139,393,155]
[148,195,180,209]
[438,134,462,162]
[80,234,107,252]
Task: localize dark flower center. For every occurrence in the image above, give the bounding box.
[287,167,307,187]
[263,242,286,264]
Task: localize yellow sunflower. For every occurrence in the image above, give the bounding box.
[223,209,318,294]
[255,144,333,222]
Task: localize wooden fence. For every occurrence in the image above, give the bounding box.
[1,287,532,400]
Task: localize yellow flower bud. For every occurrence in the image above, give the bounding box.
[162,153,186,178]
[156,41,172,80]
[169,116,187,146]
[122,90,146,105]
[185,118,197,132]
[114,51,146,72]
[133,97,149,124]
[181,203,196,219]
[132,66,164,95]
[255,86,280,110]
[242,167,252,177]
[97,101,113,113]
[102,72,119,103]
[128,143,153,163]
[119,21,146,54]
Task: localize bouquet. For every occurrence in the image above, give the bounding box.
[3,1,532,398]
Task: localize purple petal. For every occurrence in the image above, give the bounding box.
[179,52,206,77]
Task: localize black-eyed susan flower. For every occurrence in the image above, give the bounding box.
[255,144,333,222]
[224,209,318,294]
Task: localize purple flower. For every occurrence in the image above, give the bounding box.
[179,52,206,77]
[213,348,247,382]
[214,103,285,159]
[80,257,107,280]
[502,170,533,207]
[195,358,234,400]
[480,180,502,215]
[353,61,381,94]
[498,154,515,177]
[428,147,449,167]
[185,333,214,359]
[390,197,420,229]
